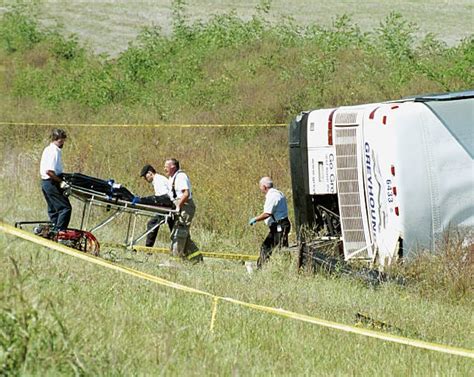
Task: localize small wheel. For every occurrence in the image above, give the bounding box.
[54,229,100,256]
[79,231,100,256]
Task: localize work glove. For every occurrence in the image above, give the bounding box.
[131,196,141,205]
[248,217,257,226]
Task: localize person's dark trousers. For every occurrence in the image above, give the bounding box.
[146,216,161,247]
[257,218,291,268]
[146,216,174,247]
[41,179,72,231]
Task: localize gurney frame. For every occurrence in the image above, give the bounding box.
[69,186,177,249]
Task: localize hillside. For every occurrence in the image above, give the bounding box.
[0,2,472,125]
[9,0,474,56]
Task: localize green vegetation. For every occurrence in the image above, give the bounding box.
[0,2,472,124]
[1,238,473,376]
[21,0,474,56]
[0,2,473,375]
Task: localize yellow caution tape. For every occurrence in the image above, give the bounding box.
[130,244,259,261]
[209,297,219,332]
[219,297,474,359]
[201,251,258,261]
[0,121,286,128]
[1,221,473,359]
[132,245,170,255]
[0,223,209,296]
[186,251,202,260]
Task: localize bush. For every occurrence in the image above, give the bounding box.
[0,2,472,122]
[0,5,42,53]
[0,257,84,375]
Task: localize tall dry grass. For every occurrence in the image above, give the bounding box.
[0,124,292,253]
[396,228,474,302]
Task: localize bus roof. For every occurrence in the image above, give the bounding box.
[391,91,474,157]
[400,89,474,102]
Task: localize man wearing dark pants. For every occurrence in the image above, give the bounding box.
[249,176,291,268]
[39,128,72,231]
[139,164,172,247]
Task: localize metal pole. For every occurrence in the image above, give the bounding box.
[85,199,93,230]
[128,212,138,249]
[80,201,87,230]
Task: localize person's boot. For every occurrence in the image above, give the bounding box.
[187,251,203,264]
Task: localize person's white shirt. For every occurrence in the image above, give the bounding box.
[40,143,63,180]
[152,174,169,196]
[263,188,288,226]
[168,171,192,200]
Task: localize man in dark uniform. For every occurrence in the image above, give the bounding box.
[39,128,72,231]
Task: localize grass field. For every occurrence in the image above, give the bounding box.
[1,123,473,375]
[22,0,474,55]
[0,2,473,375]
[1,236,473,375]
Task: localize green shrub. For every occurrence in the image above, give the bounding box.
[0,1,472,122]
[0,257,84,375]
[0,5,42,53]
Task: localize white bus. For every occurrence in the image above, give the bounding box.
[289,90,474,266]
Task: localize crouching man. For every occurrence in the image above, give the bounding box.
[139,164,173,247]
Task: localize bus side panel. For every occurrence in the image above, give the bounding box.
[362,104,404,264]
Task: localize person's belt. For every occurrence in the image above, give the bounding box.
[271,215,288,222]
[269,217,289,228]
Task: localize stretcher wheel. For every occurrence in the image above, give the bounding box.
[55,229,100,256]
[78,231,100,256]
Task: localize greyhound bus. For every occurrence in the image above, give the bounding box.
[289,90,474,266]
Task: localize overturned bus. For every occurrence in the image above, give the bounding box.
[289,90,474,267]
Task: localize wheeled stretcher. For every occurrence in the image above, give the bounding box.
[62,173,177,249]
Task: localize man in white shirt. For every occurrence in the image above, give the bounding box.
[140,164,172,247]
[39,128,72,231]
[164,158,200,261]
[249,176,291,268]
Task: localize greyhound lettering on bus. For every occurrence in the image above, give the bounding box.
[364,142,377,238]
